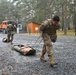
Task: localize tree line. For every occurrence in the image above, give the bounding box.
[0,0,76,35]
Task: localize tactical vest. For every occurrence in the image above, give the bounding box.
[7,24,16,31]
[40,20,58,35]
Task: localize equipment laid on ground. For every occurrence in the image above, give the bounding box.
[2,38,11,43]
[12,44,36,55]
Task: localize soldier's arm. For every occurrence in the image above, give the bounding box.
[14,25,16,28]
[55,25,60,30]
[40,24,45,31]
[40,21,49,31]
[55,23,60,30]
[12,25,16,30]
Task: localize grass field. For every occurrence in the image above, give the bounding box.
[57,29,76,36]
[25,29,76,36]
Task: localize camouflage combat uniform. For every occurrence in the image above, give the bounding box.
[40,19,60,66]
[7,24,16,44]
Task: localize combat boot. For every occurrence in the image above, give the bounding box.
[49,56,58,67]
[40,54,46,62]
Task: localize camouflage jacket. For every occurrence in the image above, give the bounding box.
[40,19,60,35]
[7,24,16,31]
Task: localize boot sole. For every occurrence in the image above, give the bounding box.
[50,63,58,67]
[40,58,47,62]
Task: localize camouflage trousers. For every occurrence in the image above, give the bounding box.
[41,33,53,57]
[7,31,15,42]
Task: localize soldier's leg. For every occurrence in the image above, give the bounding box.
[10,34,14,45]
[40,44,46,61]
[7,33,11,42]
[45,35,57,67]
[40,34,48,61]
[47,46,58,67]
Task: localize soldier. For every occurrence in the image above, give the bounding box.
[40,15,60,67]
[7,23,16,45]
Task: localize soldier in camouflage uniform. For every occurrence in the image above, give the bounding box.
[40,15,60,67]
[7,23,16,45]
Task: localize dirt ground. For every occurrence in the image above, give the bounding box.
[0,33,76,75]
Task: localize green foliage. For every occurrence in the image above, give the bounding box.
[0,0,76,32]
